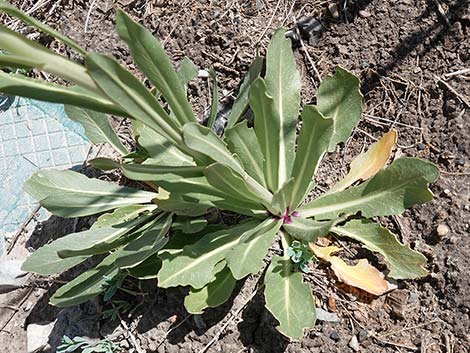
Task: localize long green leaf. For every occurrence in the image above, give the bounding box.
[21,237,89,276]
[157,221,259,289]
[291,106,333,208]
[332,219,428,279]
[49,250,121,307]
[225,120,266,188]
[116,10,195,125]
[283,217,335,242]
[92,205,156,228]
[85,52,183,145]
[317,67,362,152]
[270,178,294,215]
[183,122,244,175]
[299,157,439,219]
[24,170,157,217]
[0,24,97,92]
[114,213,173,268]
[226,56,263,130]
[208,68,218,130]
[64,105,128,155]
[250,77,281,191]
[225,219,281,279]
[184,263,236,314]
[0,1,87,55]
[264,254,316,339]
[264,28,300,188]
[121,163,206,181]
[0,72,124,115]
[133,121,194,166]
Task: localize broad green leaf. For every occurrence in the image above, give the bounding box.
[316,67,362,152]
[0,1,87,55]
[183,122,244,175]
[64,105,128,155]
[311,245,390,296]
[226,56,263,129]
[92,205,156,229]
[22,236,89,276]
[270,178,294,215]
[88,157,120,171]
[177,57,198,86]
[50,250,121,307]
[156,197,211,217]
[116,10,195,125]
[225,219,281,279]
[172,216,207,234]
[184,264,236,314]
[114,213,172,268]
[128,254,162,279]
[0,72,124,115]
[225,120,266,188]
[24,169,157,217]
[291,106,333,208]
[121,163,205,181]
[299,157,439,219]
[283,217,335,242]
[85,53,183,145]
[250,77,281,191]
[331,219,428,279]
[208,68,218,130]
[264,255,316,339]
[0,24,97,92]
[134,121,194,166]
[264,28,301,188]
[204,163,270,207]
[329,130,397,193]
[158,221,259,289]
[57,215,153,258]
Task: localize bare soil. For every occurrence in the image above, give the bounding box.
[1,0,469,352]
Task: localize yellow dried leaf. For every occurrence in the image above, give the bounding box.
[310,244,390,296]
[330,130,398,192]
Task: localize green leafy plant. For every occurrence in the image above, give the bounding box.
[57,336,117,353]
[0,2,439,339]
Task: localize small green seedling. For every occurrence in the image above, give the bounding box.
[0,1,438,339]
[57,336,117,353]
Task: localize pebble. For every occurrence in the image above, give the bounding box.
[436,224,450,236]
[358,329,368,342]
[408,291,419,304]
[198,69,209,78]
[26,322,55,353]
[316,308,340,322]
[359,10,372,18]
[348,335,360,351]
[328,3,340,18]
[330,331,341,342]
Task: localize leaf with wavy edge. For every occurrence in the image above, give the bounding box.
[331,219,428,279]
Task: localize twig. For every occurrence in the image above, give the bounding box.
[7,206,41,255]
[156,314,192,349]
[435,75,470,108]
[197,284,264,353]
[0,287,34,333]
[112,303,145,353]
[254,0,281,46]
[372,335,418,351]
[443,68,470,78]
[84,0,97,33]
[432,0,451,26]
[378,319,440,339]
[294,15,322,85]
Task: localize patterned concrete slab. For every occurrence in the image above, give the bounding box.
[0,96,90,254]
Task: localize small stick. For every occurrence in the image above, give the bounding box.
[112,303,145,353]
[84,0,97,33]
[254,0,281,46]
[443,68,470,78]
[0,287,34,333]
[432,0,451,26]
[435,75,470,108]
[379,319,440,338]
[7,206,41,255]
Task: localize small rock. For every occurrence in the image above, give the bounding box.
[359,10,372,18]
[330,331,341,342]
[448,236,458,244]
[348,335,360,352]
[198,70,209,78]
[357,329,368,342]
[436,224,450,236]
[316,308,340,322]
[443,188,451,196]
[0,259,28,293]
[407,291,419,304]
[456,158,466,166]
[27,322,55,353]
[417,143,426,150]
[328,3,339,18]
